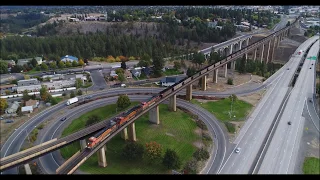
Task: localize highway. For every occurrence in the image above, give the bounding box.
[0,16,296,174]
[257,39,319,174]
[217,35,319,174]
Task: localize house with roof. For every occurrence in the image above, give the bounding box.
[0,84,17,95]
[25,99,39,109]
[21,106,33,114]
[160,76,184,87]
[17,57,42,66]
[61,55,78,62]
[18,79,40,86]
[5,101,20,114]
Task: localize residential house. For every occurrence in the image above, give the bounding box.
[131,69,141,78]
[208,21,218,28]
[21,106,33,114]
[5,101,20,114]
[160,76,184,87]
[18,79,40,86]
[5,60,16,67]
[25,99,39,109]
[110,70,118,79]
[0,84,17,95]
[17,57,42,66]
[61,55,78,62]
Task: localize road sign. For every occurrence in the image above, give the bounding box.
[307,56,317,60]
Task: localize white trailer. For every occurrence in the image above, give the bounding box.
[66,97,78,106]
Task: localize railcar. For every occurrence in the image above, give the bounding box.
[87,119,117,149]
[183,77,192,84]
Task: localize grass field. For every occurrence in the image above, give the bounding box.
[191,98,253,122]
[60,104,203,174]
[163,69,183,76]
[303,157,320,174]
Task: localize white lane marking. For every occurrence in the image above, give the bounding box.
[306,100,320,132]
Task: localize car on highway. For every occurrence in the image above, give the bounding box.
[309,99,312,103]
[60,117,67,121]
[309,67,312,69]
[288,121,292,125]
[287,68,290,70]
[235,148,241,153]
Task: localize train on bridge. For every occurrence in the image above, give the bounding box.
[85,16,301,150]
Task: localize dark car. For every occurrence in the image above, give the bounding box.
[60,117,67,121]
[288,121,292,125]
[310,67,312,69]
[309,99,312,103]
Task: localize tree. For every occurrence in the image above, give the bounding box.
[65,61,72,68]
[138,53,152,67]
[50,62,57,69]
[22,90,30,102]
[173,61,181,70]
[70,91,75,98]
[192,52,205,67]
[31,58,38,67]
[58,61,65,69]
[118,73,126,83]
[41,63,48,71]
[186,66,197,77]
[40,85,49,102]
[0,98,8,113]
[121,60,127,70]
[79,59,85,66]
[145,141,162,163]
[49,95,58,105]
[115,68,124,75]
[227,78,233,85]
[162,148,181,169]
[75,78,83,89]
[5,90,11,95]
[183,158,198,174]
[286,21,290,27]
[193,148,210,161]
[77,89,83,96]
[85,115,101,127]
[0,61,8,74]
[72,60,78,67]
[152,54,165,77]
[229,94,238,102]
[117,94,131,109]
[24,75,30,80]
[122,142,144,161]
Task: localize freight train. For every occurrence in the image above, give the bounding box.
[86,17,299,150]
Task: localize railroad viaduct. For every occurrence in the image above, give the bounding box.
[77,23,295,169]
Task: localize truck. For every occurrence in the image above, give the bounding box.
[66,97,78,106]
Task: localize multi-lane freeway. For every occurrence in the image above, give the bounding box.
[257,39,319,174]
[218,35,319,174]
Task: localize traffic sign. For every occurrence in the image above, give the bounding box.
[307,56,317,60]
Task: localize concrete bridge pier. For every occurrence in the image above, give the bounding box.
[260,44,265,63]
[213,69,218,83]
[277,35,281,47]
[80,139,87,150]
[186,84,192,101]
[24,164,32,174]
[97,145,107,167]
[224,64,227,78]
[245,38,249,59]
[229,44,233,56]
[253,48,258,61]
[270,37,277,62]
[128,122,137,141]
[201,76,207,91]
[266,40,272,63]
[231,60,236,71]
[121,127,128,140]
[149,106,159,125]
[168,94,177,112]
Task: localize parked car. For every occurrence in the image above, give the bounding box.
[235,148,241,153]
[5,119,14,123]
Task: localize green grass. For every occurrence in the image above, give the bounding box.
[25,68,41,75]
[191,98,253,122]
[303,157,320,174]
[163,69,183,76]
[60,104,203,174]
[54,97,64,103]
[81,82,92,88]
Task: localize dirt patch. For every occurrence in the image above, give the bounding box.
[193,140,205,149]
[306,138,320,158]
[165,132,174,137]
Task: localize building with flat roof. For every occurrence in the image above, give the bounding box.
[16,85,42,93]
[17,79,40,86]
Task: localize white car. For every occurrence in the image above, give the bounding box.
[235,148,241,153]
